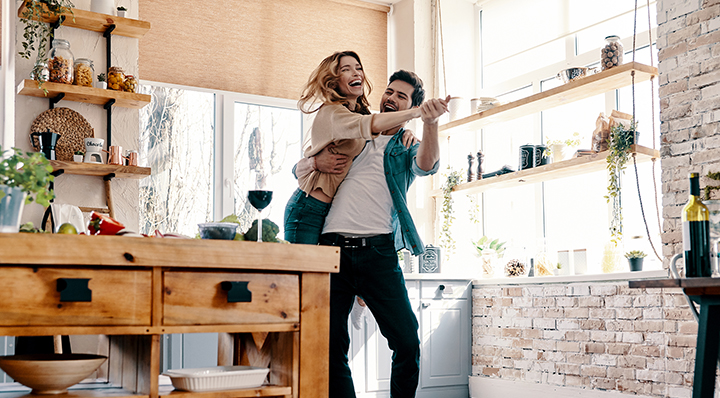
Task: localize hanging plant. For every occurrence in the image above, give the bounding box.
[439,168,462,257]
[19,1,75,84]
[604,120,637,244]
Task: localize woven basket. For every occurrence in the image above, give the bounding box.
[30,108,94,161]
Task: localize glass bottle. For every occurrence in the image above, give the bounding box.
[48,39,74,84]
[108,66,126,91]
[74,58,94,87]
[683,172,712,277]
[601,35,623,71]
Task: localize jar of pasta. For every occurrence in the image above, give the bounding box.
[74,58,94,87]
[108,66,125,91]
[48,39,74,84]
[124,75,137,93]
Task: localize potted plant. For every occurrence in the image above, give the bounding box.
[73,150,84,162]
[553,263,562,276]
[605,120,637,244]
[116,6,127,17]
[0,146,55,233]
[625,250,647,271]
[544,132,580,163]
[19,0,75,87]
[472,236,506,278]
[95,73,107,89]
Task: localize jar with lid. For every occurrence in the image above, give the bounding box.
[74,58,94,87]
[124,75,137,93]
[108,66,125,91]
[48,39,74,84]
[601,35,623,70]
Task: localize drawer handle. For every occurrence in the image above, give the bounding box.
[221,281,252,303]
[56,278,92,302]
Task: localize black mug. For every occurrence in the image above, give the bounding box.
[519,144,534,170]
[31,131,61,160]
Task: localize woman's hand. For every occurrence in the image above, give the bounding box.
[315,143,349,174]
[401,129,420,148]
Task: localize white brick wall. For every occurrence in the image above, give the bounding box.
[472,282,700,397]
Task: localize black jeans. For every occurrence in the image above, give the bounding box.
[320,233,420,398]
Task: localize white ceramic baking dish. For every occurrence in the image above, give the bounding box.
[163,366,269,391]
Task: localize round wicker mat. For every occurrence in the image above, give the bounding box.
[30,108,94,161]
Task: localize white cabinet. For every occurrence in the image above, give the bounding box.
[349,279,471,398]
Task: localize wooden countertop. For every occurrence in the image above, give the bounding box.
[0,233,340,273]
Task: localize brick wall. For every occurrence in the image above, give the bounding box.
[659,0,720,258]
[472,282,699,397]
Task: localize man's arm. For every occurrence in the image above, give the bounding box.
[416,96,450,171]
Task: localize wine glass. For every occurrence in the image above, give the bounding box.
[248,189,273,242]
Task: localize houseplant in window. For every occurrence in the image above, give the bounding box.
[605,120,637,245]
[0,146,55,232]
[439,168,462,260]
[545,132,581,163]
[19,0,75,85]
[625,250,647,271]
[473,236,506,278]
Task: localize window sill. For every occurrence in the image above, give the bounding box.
[471,269,668,286]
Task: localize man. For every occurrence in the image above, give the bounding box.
[297,70,447,397]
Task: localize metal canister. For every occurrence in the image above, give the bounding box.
[519,144,534,170]
[419,245,441,273]
[534,145,548,166]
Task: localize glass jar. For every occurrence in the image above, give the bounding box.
[124,75,137,93]
[48,39,74,84]
[30,60,49,81]
[108,66,125,91]
[74,58,94,87]
[601,35,623,71]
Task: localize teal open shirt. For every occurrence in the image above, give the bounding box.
[384,128,439,256]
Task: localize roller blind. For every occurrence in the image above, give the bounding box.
[139,0,388,107]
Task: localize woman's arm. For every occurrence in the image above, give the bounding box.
[370,108,422,133]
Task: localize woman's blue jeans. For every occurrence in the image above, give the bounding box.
[283,188,330,244]
[319,233,420,398]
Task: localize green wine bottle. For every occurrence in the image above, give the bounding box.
[682,173,711,277]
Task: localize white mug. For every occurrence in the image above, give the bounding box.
[448,97,464,121]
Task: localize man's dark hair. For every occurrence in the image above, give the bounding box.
[388,70,425,107]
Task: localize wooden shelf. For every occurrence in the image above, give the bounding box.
[439,62,658,137]
[430,145,660,197]
[17,80,151,109]
[18,2,151,39]
[50,161,151,179]
[0,388,144,398]
[161,386,293,397]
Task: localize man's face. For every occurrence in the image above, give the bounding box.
[380,80,414,113]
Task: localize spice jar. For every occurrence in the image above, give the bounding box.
[74,58,94,87]
[124,75,137,93]
[601,35,623,71]
[48,39,74,84]
[108,66,125,91]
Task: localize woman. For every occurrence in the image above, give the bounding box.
[284,50,421,244]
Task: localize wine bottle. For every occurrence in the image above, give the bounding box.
[682,173,712,277]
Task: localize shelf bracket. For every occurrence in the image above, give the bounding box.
[49,93,65,109]
[104,99,115,148]
[103,173,115,182]
[49,15,66,40]
[51,169,65,177]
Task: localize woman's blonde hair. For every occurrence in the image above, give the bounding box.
[298,51,372,115]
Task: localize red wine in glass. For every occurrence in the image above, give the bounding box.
[248,190,273,242]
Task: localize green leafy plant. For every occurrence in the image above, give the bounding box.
[472,236,506,257]
[19,1,75,74]
[624,250,647,259]
[555,263,562,269]
[0,146,55,207]
[544,132,581,156]
[439,168,462,257]
[605,120,637,244]
[74,150,84,156]
[97,73,106,82]
[117,6,127,11]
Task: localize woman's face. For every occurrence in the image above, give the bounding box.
[336,55,364,101]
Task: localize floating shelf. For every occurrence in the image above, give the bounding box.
[161,386,293,397]
[50,161,151,180]
[18,2,151,38]
[17,80,151,109]
[439,62,658,137]
[430,145,660,197]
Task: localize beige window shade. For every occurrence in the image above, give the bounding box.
[139,0,388,108]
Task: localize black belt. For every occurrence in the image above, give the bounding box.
[320,233,392,249]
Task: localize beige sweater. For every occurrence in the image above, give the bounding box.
[299,104,376,199]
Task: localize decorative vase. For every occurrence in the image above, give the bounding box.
[0,186,27,233]
[551,143,566,163]
[628,258,644,272]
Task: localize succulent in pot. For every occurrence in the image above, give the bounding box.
[625,250,647,272]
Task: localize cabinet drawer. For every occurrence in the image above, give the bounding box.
[163,271,299,325]
[420,281,470,299]
[0,267,152,326]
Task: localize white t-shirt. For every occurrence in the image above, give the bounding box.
[322,135,395,236]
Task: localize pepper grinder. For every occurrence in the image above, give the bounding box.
[477,151,484,180]
[467,153,474,182]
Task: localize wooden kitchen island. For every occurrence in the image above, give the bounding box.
[0,233,340,398]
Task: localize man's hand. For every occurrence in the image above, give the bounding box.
[420,95,450,124]
[315,143,349,174]
[401,129,420,148]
